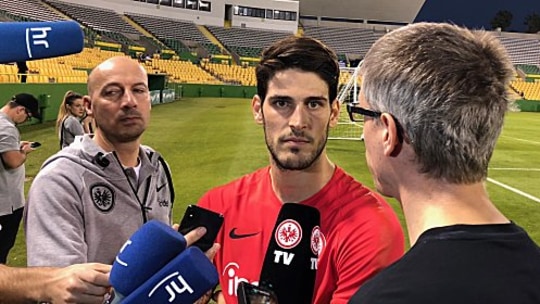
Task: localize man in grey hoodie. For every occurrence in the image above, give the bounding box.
[25,56,175,266]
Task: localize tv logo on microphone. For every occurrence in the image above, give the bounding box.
[25,26,51,58]
[148,272,193,302]
[272,219,302,266]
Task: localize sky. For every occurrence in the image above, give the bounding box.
[415,0,540,32]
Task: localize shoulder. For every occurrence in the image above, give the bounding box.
[323,167,393,217]
[198,167,268,209]
[0,120,17,137]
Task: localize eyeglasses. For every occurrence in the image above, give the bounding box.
[347,103,381,122]
[23,108,32,121]
[346,103,406,143]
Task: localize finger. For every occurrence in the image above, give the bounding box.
[205,243,220,260]
[69,292,108,304]
[89,263,112,274]
[183,227,206,246]
[171,223,179,231]
[79,267,111,288]
[216,291,226,304]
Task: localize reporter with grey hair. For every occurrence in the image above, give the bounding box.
[348,22,540,303]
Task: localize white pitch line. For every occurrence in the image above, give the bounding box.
[500,136,540,145]
[487,178,540,203]
[490,168,540,172]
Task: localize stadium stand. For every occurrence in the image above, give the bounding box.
[44,0,137,35]
[201,61,256,86]
[206,25,291,58]
[1,0,540,102]
[516,64,540,75]
[498,36,540,65]
[146,58,220,84]
[511,79,540,101]
[0,0,64,22]
[126,13,217,56]
[303,25,380,57]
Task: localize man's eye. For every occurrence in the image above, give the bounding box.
[104,90,121,97]
[134,88,148,94]
[274,100,289,108]
[308,101,322,109]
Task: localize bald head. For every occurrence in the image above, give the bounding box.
[88,56,147,96]
[84,56,151,147]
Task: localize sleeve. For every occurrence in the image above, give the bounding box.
[329,205,404,303]
[24,163,88,267]
[159,158,174,225]
[0,127,20,153]
[65,117,85,137]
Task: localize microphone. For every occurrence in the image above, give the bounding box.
[0,21,84,64]
[119,247,219,304]
[257,203,321,304]
[110,220,187,301]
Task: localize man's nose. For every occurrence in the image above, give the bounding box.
[289,105,308,130]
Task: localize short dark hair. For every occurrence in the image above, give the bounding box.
[256,36,340,103]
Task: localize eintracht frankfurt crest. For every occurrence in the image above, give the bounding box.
[275,219,302,249]
[311,226,326,256]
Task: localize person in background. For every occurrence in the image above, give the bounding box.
[16,61,28,83]
[0,93,40,264]
[25,56,175,267]
[81,109,95,135]
[56,90,86,149]
[348,22,540,303]
[198,36,404,304]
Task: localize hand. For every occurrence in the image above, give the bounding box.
[19,141,32,153]
[186,227,221,260]
[45,263,111,304]
[193,288,213,304]
[173,225,221,260]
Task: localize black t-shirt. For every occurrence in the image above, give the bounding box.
[349,223,540,304]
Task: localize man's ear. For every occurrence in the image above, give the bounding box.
[329,99,340,128]
[252,95,263,125]
[380,113,402,157]
[83,96,93,116]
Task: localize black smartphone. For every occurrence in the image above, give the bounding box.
[237,282,278,304]
[30,142,41,149]
[178,205,224,252]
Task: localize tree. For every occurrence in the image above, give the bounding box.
[490,10,513,31]
[524,13,540,33]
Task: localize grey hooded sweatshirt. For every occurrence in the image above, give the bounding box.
[25,135,174,266]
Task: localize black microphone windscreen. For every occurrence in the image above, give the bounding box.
[258,203,321,304]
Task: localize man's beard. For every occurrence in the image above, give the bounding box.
[265,126,329,171]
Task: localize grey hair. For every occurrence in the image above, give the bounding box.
[360,22,514,183]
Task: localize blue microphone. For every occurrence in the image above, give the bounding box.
[120,247,219,304]
[0,21,84,63]
[110,220,187,299]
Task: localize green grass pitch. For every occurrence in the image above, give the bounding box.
[8,97,540,267]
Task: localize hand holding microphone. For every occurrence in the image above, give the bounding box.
[108,208,222,304]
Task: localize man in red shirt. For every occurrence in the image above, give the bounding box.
[198,36,404,304]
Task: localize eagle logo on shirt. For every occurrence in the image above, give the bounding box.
[90,183,115,213]
[311,226,326,256]
[275,219,302,249]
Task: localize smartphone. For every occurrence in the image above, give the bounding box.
[178,205,224,252]
[30,142,41,149]
[237,282,278,304]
